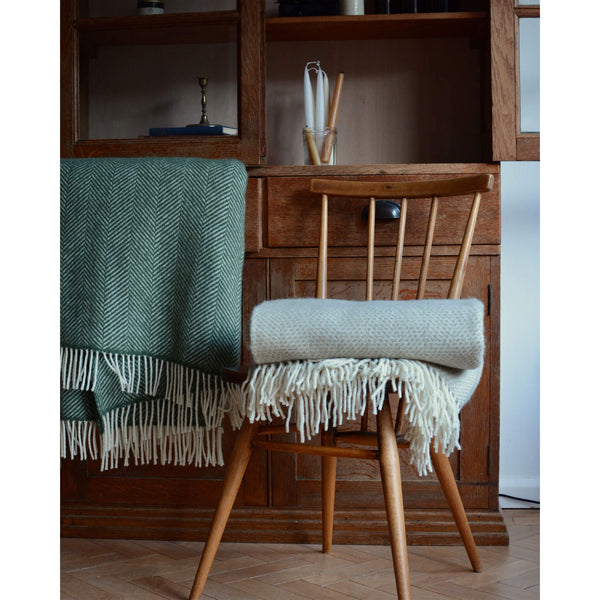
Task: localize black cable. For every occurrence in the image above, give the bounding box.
[499,493,540,505]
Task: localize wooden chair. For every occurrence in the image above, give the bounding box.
[188,173,494,600]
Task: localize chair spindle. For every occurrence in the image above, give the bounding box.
[392,197,408,301]
[448,192,481,300]
[366,197,376,301]
[317,193,329,299]
[417,196,439,300]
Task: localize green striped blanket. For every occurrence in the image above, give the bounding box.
[60,157,247,470]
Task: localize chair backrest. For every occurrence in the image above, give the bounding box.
[309,174,494,302]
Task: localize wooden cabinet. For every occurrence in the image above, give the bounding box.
[61,1,511,545]
[61,0,266,164]
[491,0,540,160]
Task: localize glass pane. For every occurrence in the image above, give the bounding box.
[519,17,540,133]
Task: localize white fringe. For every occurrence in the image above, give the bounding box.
[60,346,238,470]
[61,347,100,391]
[60,408,225,471]
[240,358,461,476]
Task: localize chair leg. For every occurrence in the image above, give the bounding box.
[377,397,412,600]
[321,429,337,553]
[430,446,483,573]
[188,419,259,600]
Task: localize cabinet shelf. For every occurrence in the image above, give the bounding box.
[266,11,487,42]
[73,135,242,159]
[76,10,240,47]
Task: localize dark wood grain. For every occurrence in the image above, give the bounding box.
[266,174,500,249]
[61,505,509,545]
[490,0,517,160]
[76,11,240,46]
[266,12,487,42]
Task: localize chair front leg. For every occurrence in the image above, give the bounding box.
[430,446,483,572]
[189,418,259,600]
[377,397,412,600]
[321,428,337,553]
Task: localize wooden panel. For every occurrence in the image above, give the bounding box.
[491,0,517,160]
[62,419,268,510]
[457,259,491,510]
[294,256,475,287]
[61,505,508,545]
[487,254,501,511]
[516,133,540,161]
[266,175,499,248]
[239,0,266,166]
[60,0,78,157]
[241,258,268,368]
[244,177,263,254]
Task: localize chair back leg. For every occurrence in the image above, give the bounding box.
[188,419,259,600]
[430,447,483,572]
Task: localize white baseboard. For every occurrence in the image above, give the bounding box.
[499,477,540,508]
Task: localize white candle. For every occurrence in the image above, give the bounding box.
[304,64,314,130]
[323,71,330,126]
[316,66,325,131]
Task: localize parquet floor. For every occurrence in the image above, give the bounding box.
[61,509,539,600]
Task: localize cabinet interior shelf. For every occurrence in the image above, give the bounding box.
[74,10,487,48]
[75,10,240,46]
[266,12,488,42]
[74,136,242,159]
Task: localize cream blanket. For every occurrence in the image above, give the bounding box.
[241,298,485,475]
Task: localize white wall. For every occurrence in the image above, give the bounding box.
[499,161,540,507]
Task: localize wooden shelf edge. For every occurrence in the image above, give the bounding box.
[267,11,488,42]
[76,10,240,46]
[76,10,240,31]
[73,136,245,159]
[247,163,500,177]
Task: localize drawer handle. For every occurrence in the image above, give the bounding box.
[361,200,401,221]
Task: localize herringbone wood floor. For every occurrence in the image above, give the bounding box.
[61,509,539,600]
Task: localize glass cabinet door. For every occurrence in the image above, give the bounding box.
[491,1,540,161]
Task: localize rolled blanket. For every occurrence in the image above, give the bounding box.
[242,297,485,475]
[251,298,484,369]
[61,157,247,470]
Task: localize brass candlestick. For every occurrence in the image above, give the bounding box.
[198,77,209,126]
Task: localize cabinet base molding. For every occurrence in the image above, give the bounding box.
[61,505,508,546]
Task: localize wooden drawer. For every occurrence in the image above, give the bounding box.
[266,173,500,249]
[245,177,263,253]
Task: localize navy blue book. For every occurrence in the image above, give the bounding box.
[149,125,238,136]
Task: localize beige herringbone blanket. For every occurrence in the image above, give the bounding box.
[240,298,485,475]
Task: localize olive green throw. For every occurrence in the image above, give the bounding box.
[60,158,247,470]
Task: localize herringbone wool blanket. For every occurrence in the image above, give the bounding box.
[241,298,485,475]
[60,157,247,470]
